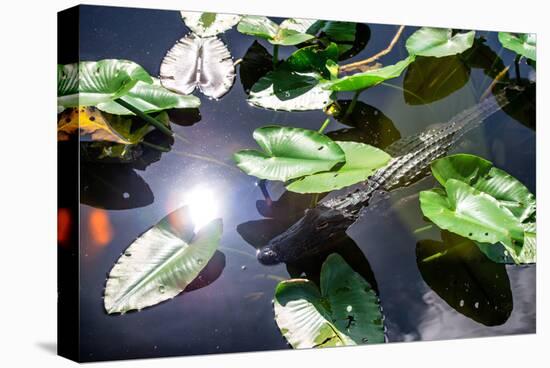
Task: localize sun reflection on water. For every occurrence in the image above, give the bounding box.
[180,186,220,231]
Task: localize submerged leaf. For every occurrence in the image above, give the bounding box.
[97,79,201,115]
[406,28,475,57]
[286,141,391,193]
[403,55,470,105]
[160,34,236,99]
[57,60,153,110]
[233,126,345,181]
[498,32,536,61]
[180,11,241,37]
[274,254,384,348]
[326,56,415,92]
[417,231,513,326]
[104,207,223,314]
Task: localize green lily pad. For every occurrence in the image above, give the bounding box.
[237,16,315,46]
[419,179,525,247]
[233,126,345,181]
[274,254,384,348]
[476,221,536,264]
[57,59,153,111]
[285,43,339,78]
[325,56,415,92]
[430,154,536,222]
[498,32,536,61]
[248,69,333,111]
[104,207,223,314]
[406,28,475,57]
[180,11,241,37]
[97,79,200,115]
[286,141,391,193]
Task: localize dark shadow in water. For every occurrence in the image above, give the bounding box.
[461,37,507,80]
[239,41,274,94]
[495,80,536,131]
[327,100,402,149]
[36,342,57,355]
[80,163,154,210]
[185,251,226,292]
[404,55,470,105]
[305,23,371,61]
[168,108,202,127]
[416,230,513,326]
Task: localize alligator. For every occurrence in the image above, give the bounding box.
[257,89,517,265]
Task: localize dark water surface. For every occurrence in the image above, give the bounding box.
[75,5,536,361]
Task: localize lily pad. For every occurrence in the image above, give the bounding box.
[286,141,391,193]
[248,69,333,111]
[237,16,315,46]
[233,126,345,181]
[430,154,536,222]
[274,254,384,348]
[285,43,339,78]
[160,34,235,99]
[97,79,200,115]
[57,60,153,111]
[419,179,525,247]
[325,56,415,92]
[498,32,536,61]
[406,28,475,57]
[180,11,241,37]
[104,207,223,314]
[476,222,536,264]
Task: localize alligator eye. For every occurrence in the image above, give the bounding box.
[316,221,329,230]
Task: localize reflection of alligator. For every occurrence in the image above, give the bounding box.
[257,89,516,265]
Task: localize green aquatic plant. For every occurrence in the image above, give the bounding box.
[57,60,200,137]
[237,16,315,47]
[274,254,384,348]
[104,206,223,314]
[498,32,536,61]
[233,126,346,181]
[419,154,536,264]
[406,27,475,57]
[180,11,241,37]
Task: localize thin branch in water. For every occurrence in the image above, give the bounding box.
[480,65,510,101]
[339,25,406,74]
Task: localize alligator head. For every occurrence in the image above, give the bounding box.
[256,205,355,265]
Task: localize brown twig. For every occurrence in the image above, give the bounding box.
[480,65,510,101]
[339,25,406,74]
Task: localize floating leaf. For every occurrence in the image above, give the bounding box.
[406,28,475,57]
[430,154,536,222]
[417,231,513,326]
[104,207,223,314]
[274,254,384,348]
[286,141,391,193]
[57,60,153,111]
[285,43,339,78]
[180,11,241,37]
[419,179,525,248]
[403,55,470,105]
[476,221,536,264]
[97,79,200,115]
[326,56,415,92]
[237,16,315,46]
[160,34,235,99]
[498,32,536,61]
[248,69,333,111]
[233,126,345,181]
[307,22,370,60]
[239,41,273,93]
[57,106,161,144]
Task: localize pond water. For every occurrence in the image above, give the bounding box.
[72,5,535,361]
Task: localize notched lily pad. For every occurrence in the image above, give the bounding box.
[498,32,536,61]
[104,207,223,314]
[274,254,384,348]
[160,34,236,99]
[406,27,475,57]
[237,16,315,46]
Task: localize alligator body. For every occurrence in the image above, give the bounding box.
[257,91,512,265]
